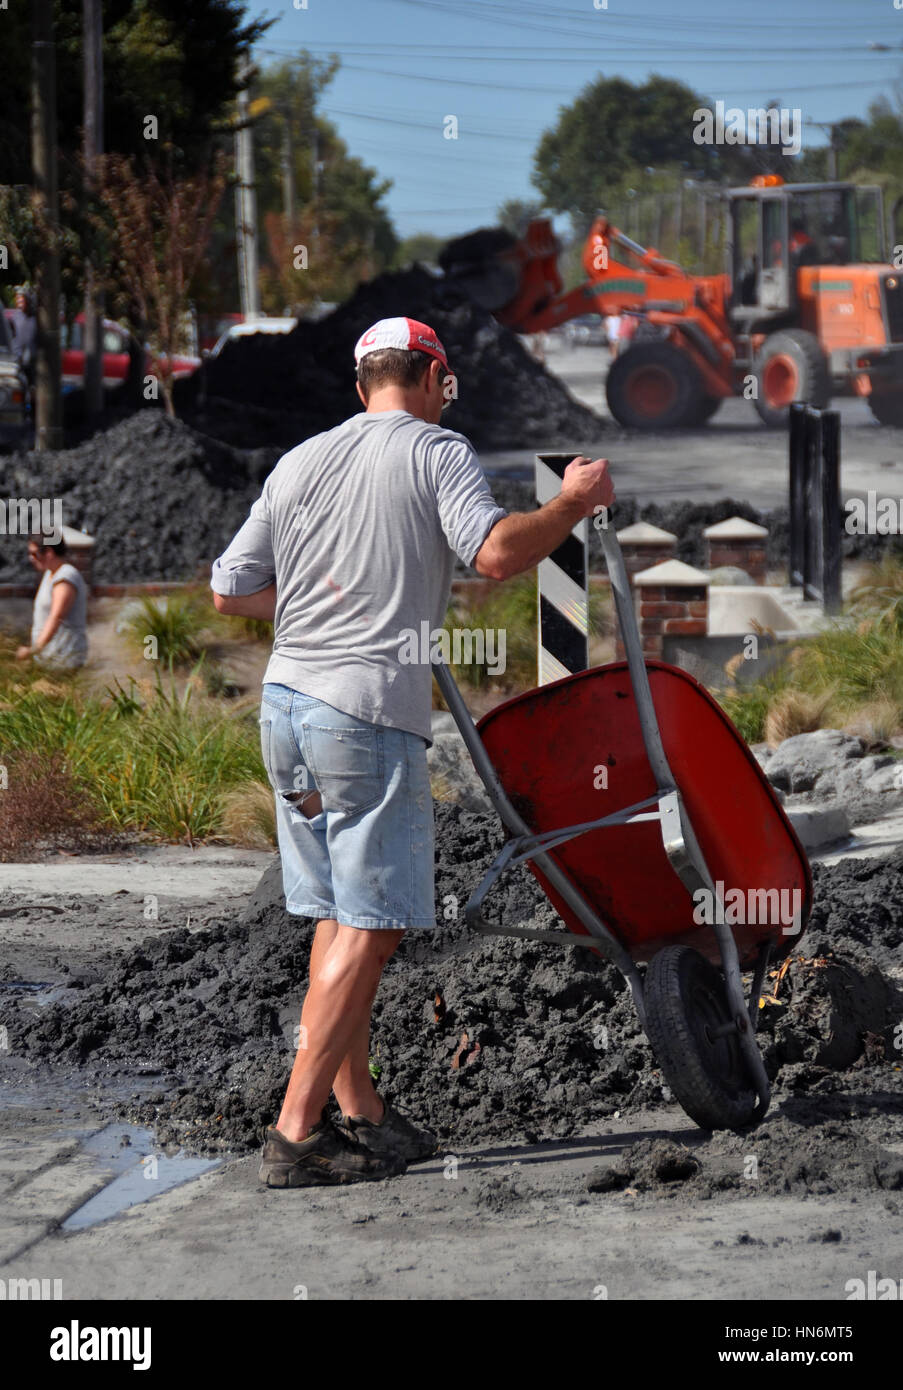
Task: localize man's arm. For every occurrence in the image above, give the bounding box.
[473,456,614,580]
[210,485,277,619]
[212,583,277,620]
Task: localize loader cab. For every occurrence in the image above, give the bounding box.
[726,179,885,331]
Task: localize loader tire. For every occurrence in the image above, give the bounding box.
[687,393,724,426]
[644,945,759,1132]
[753,329,830,428]
[867,390,903,427]
[605,342,704,430]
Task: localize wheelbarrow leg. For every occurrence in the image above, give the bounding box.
[601,522,772,1122]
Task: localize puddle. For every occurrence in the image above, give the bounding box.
[61,1123,223,1231]
[0,980,77,1010]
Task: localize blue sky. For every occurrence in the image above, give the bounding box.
[248,0,903,240]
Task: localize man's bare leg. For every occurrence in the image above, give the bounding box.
[304,920,385,1123]
[275,922,403,1141]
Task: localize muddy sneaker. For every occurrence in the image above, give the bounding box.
[258,1111,406,1188]
[339,1094,439,1164]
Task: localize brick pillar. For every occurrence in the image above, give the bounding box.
[62,527,96,591]
[633,560,711,659]
[704,516,768,585]
[613,523,677,659]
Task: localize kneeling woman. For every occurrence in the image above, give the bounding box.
[17,533,89,670]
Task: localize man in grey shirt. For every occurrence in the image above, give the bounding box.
[212,315,614,1187]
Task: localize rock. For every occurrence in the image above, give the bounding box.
[427,731,494,813]
[708,565,755,585]
[863,764,903,794]
[766,730,865,793]
[430,710,471,737]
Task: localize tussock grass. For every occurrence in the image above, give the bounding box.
[763,688,834,747]
[219,780,277,849]
[0,660,266,848]
[119,588,213,666]
[716,560,903,746]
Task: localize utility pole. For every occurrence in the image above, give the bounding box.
[281,111,296,226]
[827,125,838,180]
[31,0,62,451]
[234,56,260,320]
[310,128,320,250]
[83,0,104,421]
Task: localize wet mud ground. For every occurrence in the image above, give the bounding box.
[0,803,901,1298]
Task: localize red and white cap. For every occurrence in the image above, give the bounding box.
[354,316,449,371]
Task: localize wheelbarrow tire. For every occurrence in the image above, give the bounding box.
[644,945,758,1132]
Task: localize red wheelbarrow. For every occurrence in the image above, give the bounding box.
[433,521,812,1131]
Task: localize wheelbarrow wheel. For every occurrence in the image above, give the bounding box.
[644,945,758,1131]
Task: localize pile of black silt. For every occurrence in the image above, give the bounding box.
[180,265,607,453]
[10,805,901,1159]
[0,412,275,586]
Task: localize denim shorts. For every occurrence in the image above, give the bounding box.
[258,683,436,929]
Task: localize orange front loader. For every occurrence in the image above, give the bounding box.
[440,178,903,430]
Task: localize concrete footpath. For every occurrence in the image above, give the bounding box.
[2,1090,900,1301]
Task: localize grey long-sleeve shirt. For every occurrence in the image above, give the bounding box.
[210,409,507,744]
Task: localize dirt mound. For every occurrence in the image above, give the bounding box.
[0,411,275,586]
[587,1119,903,1200]
[808,855,903,976]
[186,265,608,453]
[7,807,901,1166]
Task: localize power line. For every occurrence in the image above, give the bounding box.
[257,41,903,63]
[320,106,538,141]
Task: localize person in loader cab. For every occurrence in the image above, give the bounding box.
[789,219,818,266]
[211,316,615,1188]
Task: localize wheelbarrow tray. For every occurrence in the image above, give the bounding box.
[475,658,812,969]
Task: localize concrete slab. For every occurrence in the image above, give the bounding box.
[785,805,851,852]
[814,807,903,863]
[0,846,273,901]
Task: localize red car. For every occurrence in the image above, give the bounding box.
[58,315,200,389]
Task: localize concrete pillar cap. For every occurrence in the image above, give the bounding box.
[61,525,95,549]
[703,515,768,540]
[616,521,678,543]
[634,559,711,587]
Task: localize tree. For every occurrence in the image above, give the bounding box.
[0,0,269,185]
[93,150,228,415]
[837,98,903,181]
[497,198,545,235]
[251,52,397,309]
[533,75,781,229]
[392,233,443,269]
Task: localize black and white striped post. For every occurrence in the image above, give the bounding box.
[535,451,589,684]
